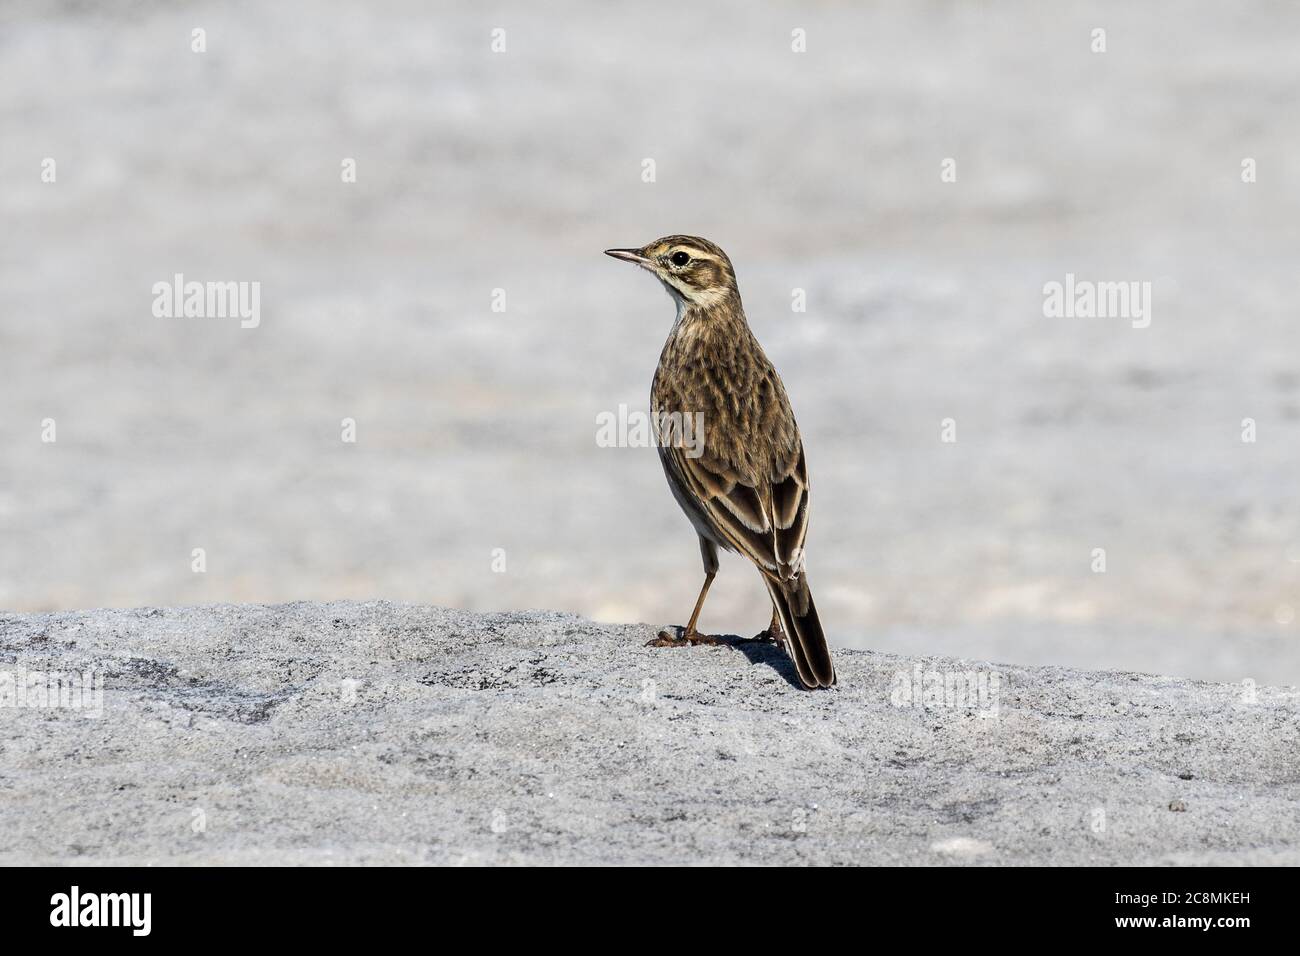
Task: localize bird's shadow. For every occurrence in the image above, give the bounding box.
[727,636,804,689]
[657,628,803,689]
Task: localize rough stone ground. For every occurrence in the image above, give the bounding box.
[1,601,1297,865]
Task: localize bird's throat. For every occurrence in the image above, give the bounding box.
[668,288,745,340]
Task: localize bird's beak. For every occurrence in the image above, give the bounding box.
[604,248,652,268]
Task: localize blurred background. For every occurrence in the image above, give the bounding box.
[2,1,1298,683]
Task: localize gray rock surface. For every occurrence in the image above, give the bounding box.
[1,601,1298,865]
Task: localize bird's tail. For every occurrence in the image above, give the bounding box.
[765,575,836,689]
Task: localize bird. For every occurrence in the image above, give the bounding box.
[604,236,836,689]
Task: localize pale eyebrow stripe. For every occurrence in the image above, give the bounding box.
[672,247,719,263]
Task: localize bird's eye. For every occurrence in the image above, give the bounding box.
[670,251,690,267]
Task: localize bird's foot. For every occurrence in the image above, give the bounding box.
[646,626,726,647]
[743,625,781,645]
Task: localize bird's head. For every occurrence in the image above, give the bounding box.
[605,235,738,309]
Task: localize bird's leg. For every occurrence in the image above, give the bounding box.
[747,605,782,644]
[647,571,724,646]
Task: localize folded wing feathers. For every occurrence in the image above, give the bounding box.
[673,444,808,579]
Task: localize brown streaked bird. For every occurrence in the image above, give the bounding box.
[605,235,836,689]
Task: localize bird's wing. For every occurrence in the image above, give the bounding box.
[660,434,809,584]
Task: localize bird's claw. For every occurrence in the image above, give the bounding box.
[646,627,725,647]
